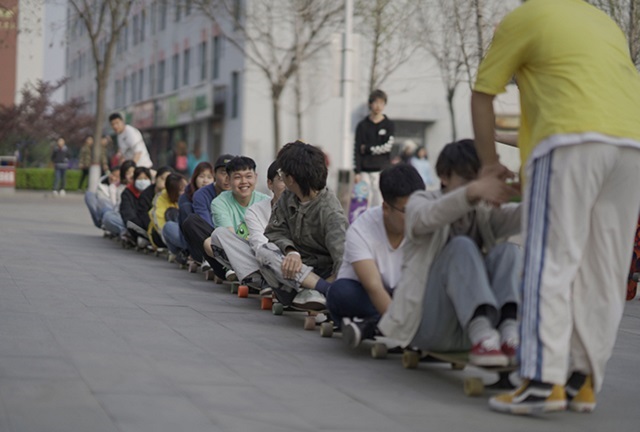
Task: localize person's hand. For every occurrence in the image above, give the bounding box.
[282,252,302,279]
[479,162,515,181]
[467,176,519,207]
[353,173,361,184]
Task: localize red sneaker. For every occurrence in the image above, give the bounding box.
[501,340,518,366]
[469,339,509,367]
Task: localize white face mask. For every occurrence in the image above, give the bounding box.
[135,179,151,191]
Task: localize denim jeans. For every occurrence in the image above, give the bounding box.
[85,191,113,228]
[53,168,66,191]
[326,278,386,324]
[102,210,126,236]
[162,221,188,255]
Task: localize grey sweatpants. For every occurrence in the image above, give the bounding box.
[256,243,314,295]
[410,236,521,352]
[211,227,260,282]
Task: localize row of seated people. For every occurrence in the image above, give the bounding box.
[85,139,522,370]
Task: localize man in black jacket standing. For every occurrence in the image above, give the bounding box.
[353,89,395,207]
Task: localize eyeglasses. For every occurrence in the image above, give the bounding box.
[387,202,405,214]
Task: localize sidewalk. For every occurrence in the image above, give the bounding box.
[0,191,639,432]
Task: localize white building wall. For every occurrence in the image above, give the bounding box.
[15,0,44,103]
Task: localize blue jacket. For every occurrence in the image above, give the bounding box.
[192,183,217,228]
[178,184,194,227]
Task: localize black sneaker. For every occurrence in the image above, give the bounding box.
[342,317,378,348]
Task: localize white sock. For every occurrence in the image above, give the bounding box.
[498,319,519,345]
[467,316,499,347]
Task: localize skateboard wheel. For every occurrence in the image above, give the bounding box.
[319,322,334,338]
[402,350,420,369]
[229,284,238,294]
[272,303,284,315]
[188,262,198,273]
[237,285,249,298]
[205,270,215,281]
[260,297,273,310]
[463,377,484,397]
[371,343,388,359]
[451,363,465,371]
[303,316,316,330]
[168,255,175,263]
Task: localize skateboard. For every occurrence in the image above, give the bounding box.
[400,350,517,397]
[627,215,640,301]
[222,280,274,309]
[269,290,329,330]
[348,180,369,224]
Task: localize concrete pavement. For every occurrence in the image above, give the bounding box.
[0,191,639,432]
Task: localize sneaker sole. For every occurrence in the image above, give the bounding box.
[489,398,567,415]
[568,401,596,413]
[342,323,362,348]
[469,354,509,368]
[291,301,326,311]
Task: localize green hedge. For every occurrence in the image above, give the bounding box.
[15,168,84,191]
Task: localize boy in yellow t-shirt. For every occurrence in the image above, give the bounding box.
[472,0,640,415]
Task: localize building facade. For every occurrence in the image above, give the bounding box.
[65,0,521,187]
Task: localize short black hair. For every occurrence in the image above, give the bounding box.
[165,173,185,203]
[108,112,123,122]
[368,89,387,105]
[435,139,480,181]
[226,156,256,174]
[120,160,137,183]
[133,166,151,180]
[266,160,279,182]
[380,164,425,205]
[277,140,327,196]
[155,166,173,179]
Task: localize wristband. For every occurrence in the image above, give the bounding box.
[286,251,301,257]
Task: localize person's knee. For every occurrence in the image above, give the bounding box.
[489,242,523,267]
[446,236,482,259]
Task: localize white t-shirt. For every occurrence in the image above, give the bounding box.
[244,198,272,252]
[118,124,152,168]
[337,206,404,291]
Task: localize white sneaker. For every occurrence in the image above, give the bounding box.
[136,237,150,248]
[52,190,59,196]
[59,189,66,197]
[292,289,326,311]
[200,261,211,272]
[225,269,237,281]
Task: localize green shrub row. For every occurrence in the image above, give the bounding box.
[15,168,86,191]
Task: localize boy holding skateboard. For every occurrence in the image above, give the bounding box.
[377,139,522,367]
[327,163,425,345]
[257,141,348,311]
[472,0,640,415]
[353,89,395,209]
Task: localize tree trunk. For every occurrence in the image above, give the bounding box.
[474,0,485,61]
[271,85,282,159]
[89,74,108,192]
[368,0,383,93]
[294,69,303,139]
[447,87,457,142]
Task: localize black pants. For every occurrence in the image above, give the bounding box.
[181,214,226,278]
[78,168,89,189]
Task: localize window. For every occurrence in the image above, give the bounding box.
[149,64,155,98]
[123,76,128,105]
[150,2,156,35]
[183,48,190,86]
[212,36,221,80]
[172,54,179,90]
[159,1,167,31]
[138,69,144,101]
[131,72,137,103]
[132,15,139,45]
[123,25,129,51]
[231,71,239,118]
[114,79,120,107]
[199,41,207,81]
[140,9,146,42]
[157,60,165,94]
[175,4,181,22]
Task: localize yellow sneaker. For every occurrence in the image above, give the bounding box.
[489,380,567,415]
[567,374,596,413]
